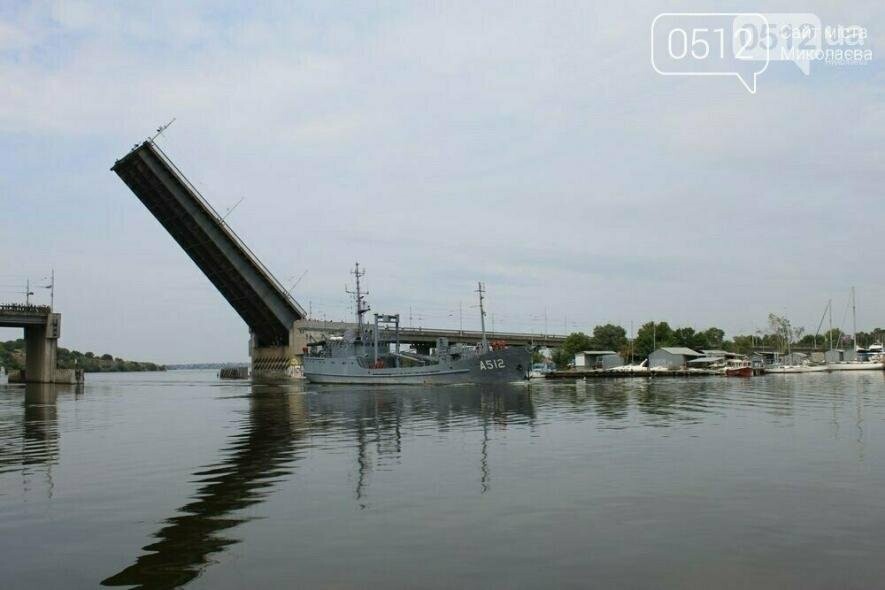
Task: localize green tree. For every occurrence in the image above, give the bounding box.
[553,332,592,369]
[671,327,708,350]
[589,324,627,352]
[856,329,885,348]
[633,322,673,360]
[767,313,792,353]
[822,328,845,349]
[730,335,755,355]
[703,327,725,348]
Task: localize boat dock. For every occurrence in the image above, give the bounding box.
[545,369,722,379]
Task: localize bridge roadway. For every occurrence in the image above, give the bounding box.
[295,320,566,347]
[112,140,305,348]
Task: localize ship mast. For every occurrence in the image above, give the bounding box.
[346,262,370,339]
[476,282,488,351]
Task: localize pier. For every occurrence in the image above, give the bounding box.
[545,369,722,379]
[0,304,83,384]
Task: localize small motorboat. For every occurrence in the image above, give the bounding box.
[529,362,554,379]
[724,359,752,377]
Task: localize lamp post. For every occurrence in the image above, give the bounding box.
[24,279,34,306]
[41,269,54,310]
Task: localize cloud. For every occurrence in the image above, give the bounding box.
[1,1,883,361]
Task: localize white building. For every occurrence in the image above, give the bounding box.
[574,350,623,370]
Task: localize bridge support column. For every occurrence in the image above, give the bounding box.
[24,322,57,384]
[248,321,314,380]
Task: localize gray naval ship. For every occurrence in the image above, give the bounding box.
[303,264,531,385]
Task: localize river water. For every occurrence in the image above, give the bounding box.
[1,370,884,589]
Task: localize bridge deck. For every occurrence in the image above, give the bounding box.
[295,319,567,347]
[0,304,51,328]
[112,141,305,346]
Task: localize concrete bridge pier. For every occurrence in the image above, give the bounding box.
[249,322,312,380]
[1,307,82,384]
[24,321,58,384]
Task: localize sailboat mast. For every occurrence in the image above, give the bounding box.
[477,282,488,351]
[828,299,833,350]
[852,286,857,350]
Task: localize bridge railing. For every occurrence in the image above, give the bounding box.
[296,320,566,342]
[397,327,566,340]
[0,303,51,314]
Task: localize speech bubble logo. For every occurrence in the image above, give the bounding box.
[749,13,822,75]
[651,13,770,94]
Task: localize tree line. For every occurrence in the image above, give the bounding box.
[0,339,165,373]
[551,319,885,369]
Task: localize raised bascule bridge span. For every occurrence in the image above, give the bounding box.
[112,140,564,378]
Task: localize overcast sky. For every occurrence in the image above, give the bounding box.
[2,1,883,363]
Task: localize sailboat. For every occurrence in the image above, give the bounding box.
[828,287,884,371]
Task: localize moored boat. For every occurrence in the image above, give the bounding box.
[827,360,884,371]
[766,364,828,374]
[724,358,753,377]
[529,362,554,379]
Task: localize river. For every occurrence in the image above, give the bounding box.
[1,370,884,589]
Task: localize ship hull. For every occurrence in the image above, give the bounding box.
[304,347,531,385]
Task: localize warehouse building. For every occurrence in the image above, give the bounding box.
[648,347,704,369]
[825,348,857,363]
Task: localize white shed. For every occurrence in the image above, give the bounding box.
[574,350,623,370]
[648,347,704,369]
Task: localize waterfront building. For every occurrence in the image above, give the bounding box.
[648,347,704,369]
[574,351,624,370]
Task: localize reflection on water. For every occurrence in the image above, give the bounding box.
[102,384,536,588]
[0,383,81,483]
[101,386,303,588]
[1,372,884,589]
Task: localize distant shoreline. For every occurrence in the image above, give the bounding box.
[165,363,249,370]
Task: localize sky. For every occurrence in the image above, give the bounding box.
[1,1,883,363]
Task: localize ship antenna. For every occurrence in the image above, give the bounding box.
[476,281,488,352]
[346,262,370,338]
